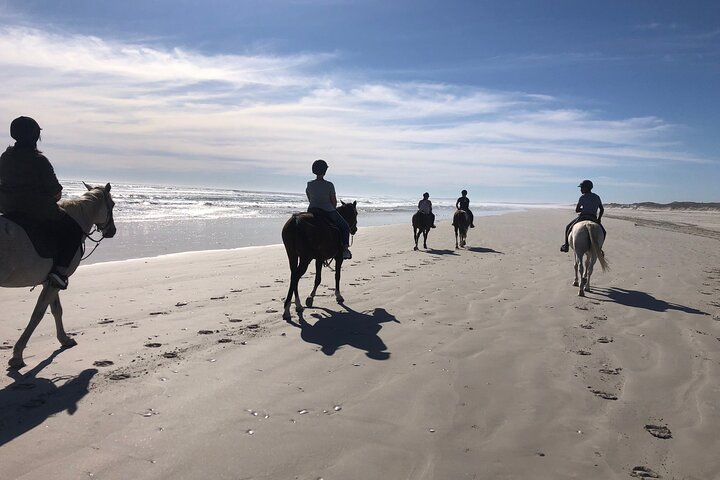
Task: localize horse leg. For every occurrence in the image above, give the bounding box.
[413,227,420,251]
[306,259,323,307]
[283,254,299,320]
[293,258,312,313]
[50,294,77,349]
[335,258,344,303]
[455,227,459,249]
[423,229,428,249]
[10,283,59,369]
[585,256,595,292]
[576,253,586,297]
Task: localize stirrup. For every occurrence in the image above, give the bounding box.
[48,272,69,290]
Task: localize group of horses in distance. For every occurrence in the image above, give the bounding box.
[413,209,471,250]
[1,190,609,367]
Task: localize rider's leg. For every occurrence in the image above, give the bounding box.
[561,218,577,252]
[48,213,83,289]
[328,210,352,259]
[430,212,436,228]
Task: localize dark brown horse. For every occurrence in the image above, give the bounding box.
[452,209,469,248]
[282,201,358,321]
[412,211,433,250]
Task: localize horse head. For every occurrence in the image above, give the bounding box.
[339,200,358,235]
[83,182,117,238]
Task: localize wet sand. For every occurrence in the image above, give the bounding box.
[1,209,719,479]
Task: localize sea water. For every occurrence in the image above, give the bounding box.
[63,180,552,264]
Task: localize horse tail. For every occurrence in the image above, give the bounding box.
[586,223,609,271]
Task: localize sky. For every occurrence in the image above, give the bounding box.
[0,0,718,203]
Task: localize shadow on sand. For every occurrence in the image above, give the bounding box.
[467,246,503,254]
[594,287,708,315]
[425,248,458,256]
[1,349,96,447]
[288,304,399,359]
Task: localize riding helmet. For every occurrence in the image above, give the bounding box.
[423,192,429,198]
[312,159,329,175]
[578,180,593,190]
[461,190,467,195]
[10,116,42,146]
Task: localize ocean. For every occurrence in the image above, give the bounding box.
[62,181,556,264]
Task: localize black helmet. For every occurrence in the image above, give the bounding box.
[312,159,328,175]
[423,192,429,198]
[10,116,41,146]
[578,180,593,190]
[461,189,467,195]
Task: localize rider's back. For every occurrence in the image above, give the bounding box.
[0,146,61,220]
[306,178,336,212]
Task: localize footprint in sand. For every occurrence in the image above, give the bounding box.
[98,318,114,324]
[218,338,232,344]
[93,360,114,367]
[162,352,178,359]
[630,466,660,478]
[599,368,622,375]
[580,324,594,329]
[597,337,613,344]
[576,350,592,356]
[644,424,672,439]
[109,373,131,380]
[198,330,215,335]
[229,318,243,323]
[590,389,618,400]
[144,343,162,348]
[0,345,12,350]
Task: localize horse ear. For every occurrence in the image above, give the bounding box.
[341,200,345,205]
[353,201,357,207]
[83,181,92,191]
[105,182,111,193]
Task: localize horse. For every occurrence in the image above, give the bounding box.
[0,182,116,369]
[569,220,609,297]
[452,209,469,248]
[282,201,358,321]
[412,211,433,250]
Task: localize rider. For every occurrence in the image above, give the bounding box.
[455,189,475,228]
[306,159,352,260]
[0,116,82,289]
[560,179,605,252]
[417,192,436,228]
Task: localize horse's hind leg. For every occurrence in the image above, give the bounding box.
[413,228,420,251]
[334,258,344,304]
[576,254,586,297]
[584,256,595,292]
[10,283,58,369]
[294,258,312,313]
[50,294,77,349]
[306,259,323,307]
[283,253,299,320]
[423,230,428,249]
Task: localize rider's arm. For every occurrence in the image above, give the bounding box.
[330,191,338,208]
[455,198,460,209]
[428,201,433,213]
[597,202,604,223]
[575,199,582,213]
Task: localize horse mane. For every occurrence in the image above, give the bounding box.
[59,188,104,209]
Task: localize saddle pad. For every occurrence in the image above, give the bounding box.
[1,212,57,259]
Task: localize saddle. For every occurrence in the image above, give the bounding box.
[1,212,83,260]
[305,208,341,233]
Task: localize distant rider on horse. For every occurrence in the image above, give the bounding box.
[306,159,352,260]
[417,192,436,228]
[560,179,605,252]
[455,189,475,228]
[0,116,82,289]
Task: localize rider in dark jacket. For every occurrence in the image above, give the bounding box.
[560,180,605,252]
[0,116,81,288]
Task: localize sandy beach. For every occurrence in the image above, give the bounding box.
[1,208,719,479]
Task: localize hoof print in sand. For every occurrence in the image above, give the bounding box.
[580,324,594,329]
[149,311,168,316]
[144,343,162,348]
[591,389,618,400]
[599,368,622,375]
[630,466,660,478]
[218,338,232,344]
[597,336,613,344]
[198,330,215,335]
[162,352,178,359]
[98,318,114,324]
[0,345,12,350]
[93,360,114,367]
[644,424,672,439]
[576,350,592,356]
[108,373,131,380]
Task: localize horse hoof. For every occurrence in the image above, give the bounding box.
[305,297,314,307]
[282,312,291,321]
[295,306,304,313]
[8,357,25,370]
[336,295,344,304]
[413,246,418,251]
[578,291,585,297]
[61,338,78,349]
[572,281,579,287]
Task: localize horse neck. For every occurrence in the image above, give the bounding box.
[61,195,100,234]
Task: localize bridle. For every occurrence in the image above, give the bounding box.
[81,188,115,261]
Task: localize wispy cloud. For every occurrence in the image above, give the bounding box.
[0,26,709,190]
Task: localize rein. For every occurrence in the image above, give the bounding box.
[80,189,114,261]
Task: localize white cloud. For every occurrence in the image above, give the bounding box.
[0,25,710,191]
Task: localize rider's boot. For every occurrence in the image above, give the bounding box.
[48,266,69,290]
[342,247,353,260]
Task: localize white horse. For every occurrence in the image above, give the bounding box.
[569,220,608,296]
[0,182,116,369]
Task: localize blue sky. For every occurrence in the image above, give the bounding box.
[1,0,718,203]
